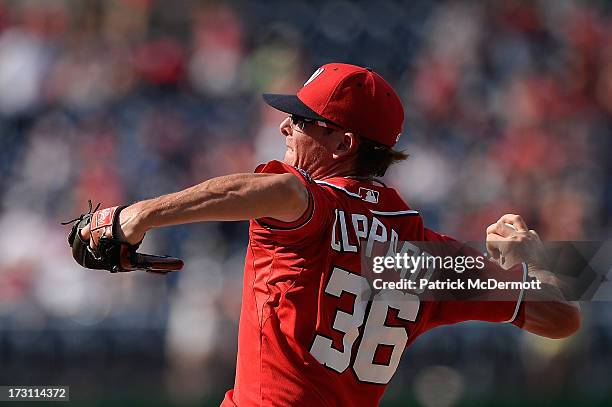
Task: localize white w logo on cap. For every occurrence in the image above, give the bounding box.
[303,67,325,87]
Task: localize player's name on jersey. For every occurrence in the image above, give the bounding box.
[330,209,486,277]
[372,277,542,291]
[331,209,414,257]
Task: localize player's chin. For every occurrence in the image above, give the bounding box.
[283,149,296,166]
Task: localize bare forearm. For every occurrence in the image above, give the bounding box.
[132,172,308,231]
[522,265,581,338]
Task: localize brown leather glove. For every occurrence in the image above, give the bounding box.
[63,201,183,274]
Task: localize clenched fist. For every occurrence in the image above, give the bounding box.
[485,214,548,270]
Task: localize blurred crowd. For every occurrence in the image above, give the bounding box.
[0,0,611,404]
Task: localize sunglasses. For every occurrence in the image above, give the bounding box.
[290,115,342,132]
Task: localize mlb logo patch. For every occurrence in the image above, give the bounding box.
[358,187,379,204]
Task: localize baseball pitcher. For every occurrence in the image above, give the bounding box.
[65,63,580,407]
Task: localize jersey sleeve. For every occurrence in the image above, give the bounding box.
[251,160,335,243]
[421,228,528,330]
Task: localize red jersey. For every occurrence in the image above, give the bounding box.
[222,161,527,407]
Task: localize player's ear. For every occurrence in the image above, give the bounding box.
[332,132,358,159]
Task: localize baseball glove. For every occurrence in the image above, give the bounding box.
[63,201,183,274]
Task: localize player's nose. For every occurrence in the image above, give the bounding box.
[280,117,292,137]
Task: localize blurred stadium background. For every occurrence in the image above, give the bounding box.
[0,0,611,405]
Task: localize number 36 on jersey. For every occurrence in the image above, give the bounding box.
[309,266,420,385]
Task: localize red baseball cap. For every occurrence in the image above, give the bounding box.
[263,63,404,147]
